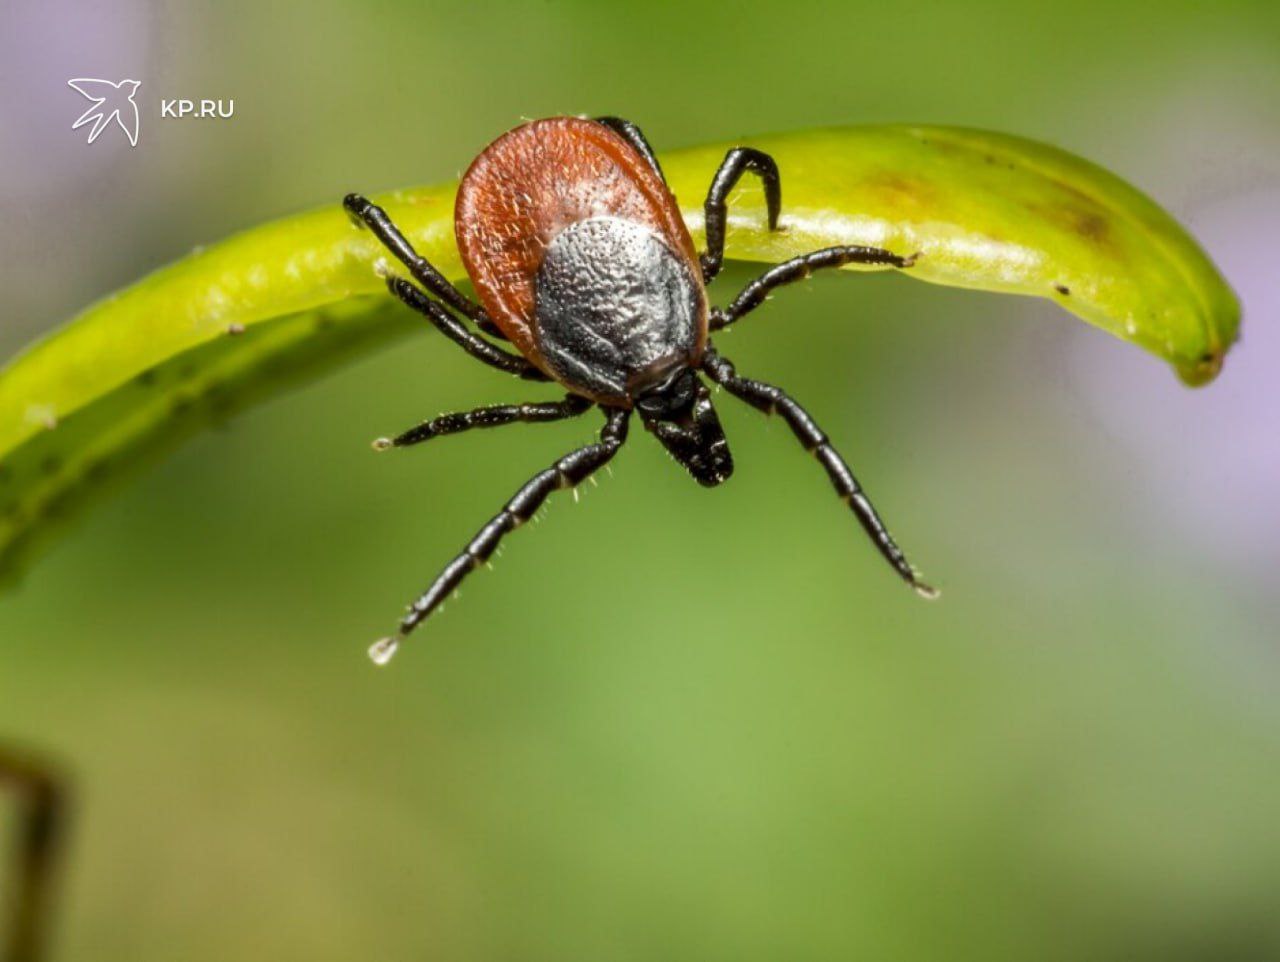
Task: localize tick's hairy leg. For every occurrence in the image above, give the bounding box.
[702,347,936,598]
[369,407,630,662]
[710,245,918,331]
[592,116,666,183]
[373,395,593,450]
[386,277,548,381]
[342,192,506,339]
[700,147,782,283]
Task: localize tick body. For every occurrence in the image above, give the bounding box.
[458,118,707,406]
[345,116,934,664]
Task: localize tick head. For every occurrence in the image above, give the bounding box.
[635,366,733,487]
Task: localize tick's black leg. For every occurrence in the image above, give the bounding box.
[700,147,782,284]
[593,116,666,183]
[374,394,593,450]
[369,407,631,661]
[710,245,918,331]
[387,277,548,381]
[702,347,936,598]
[2,746,67,962]
[343,192,506,340]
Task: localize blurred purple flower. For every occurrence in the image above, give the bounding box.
[0,0,152,196]
[1069,189,1280,573]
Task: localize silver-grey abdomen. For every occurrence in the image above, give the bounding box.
[533,216,705,402]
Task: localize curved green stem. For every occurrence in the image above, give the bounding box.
[0,124,1240,584]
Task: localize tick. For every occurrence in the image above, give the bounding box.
[345,116,934,664]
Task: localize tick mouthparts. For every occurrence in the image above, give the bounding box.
[367,635,401,666]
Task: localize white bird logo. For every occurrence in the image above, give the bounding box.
[67,78,141,146]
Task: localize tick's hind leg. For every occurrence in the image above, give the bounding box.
[343,192,506,340]
[593,116,666,183]
[369,407,631,663]
[711,246,918,331]
[700,147,783,283]
[374,394,593,450]
[2,745,67,962]
[702,347,936,598]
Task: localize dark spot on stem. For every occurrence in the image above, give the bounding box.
[39,455,62,477]
[1072,211,1109,242]
[1055,284,1071,296]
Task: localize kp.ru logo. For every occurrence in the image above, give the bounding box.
[68,79,235,146]
[68,78,141,146]
[160,98,235,119]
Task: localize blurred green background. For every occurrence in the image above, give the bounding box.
[2,0,1279,959]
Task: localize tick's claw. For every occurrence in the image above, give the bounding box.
[343,192,369,223]
[912,581,940,601]
[368,635,401,666]
[371,437,393,452]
